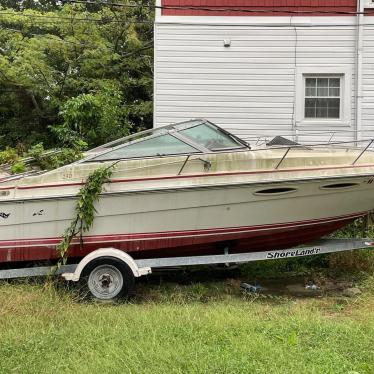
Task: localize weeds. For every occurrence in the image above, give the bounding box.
[1,275,374,374]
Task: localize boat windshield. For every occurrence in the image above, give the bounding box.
[90,134,200,161]
[84,119,247,162]
[179,122,243,151]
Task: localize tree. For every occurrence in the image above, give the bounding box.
[0,0,62,11]
[0,1,154,149]
[56,84,128,147]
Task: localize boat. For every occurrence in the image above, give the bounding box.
[1,119,374,266]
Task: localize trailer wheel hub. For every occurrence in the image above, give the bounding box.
[88,264,124,300]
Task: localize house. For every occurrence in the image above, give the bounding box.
[154,0,374,144]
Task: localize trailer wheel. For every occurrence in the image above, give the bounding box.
[82,257,135,301]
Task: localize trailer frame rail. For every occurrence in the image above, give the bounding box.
[0,238,372,281]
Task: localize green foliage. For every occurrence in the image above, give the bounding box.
[0,142,86,174]
[0,139,88,176]
[10,160,26,174]
[328,249,374,273]
[24,141,85,170]
[54,164,115,269]
[330,217,369,239]
[0,146,26,174]
[1,277,374,374]
[25,143,48,168]
[57,85,130,147]
[0,2,153,149]
[327,217,374,273]
[49,147,85,168]
[0,0,61,11]
[49,124,87,149]
[0,147,19,165]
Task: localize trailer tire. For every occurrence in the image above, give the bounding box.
[82,257,135,301]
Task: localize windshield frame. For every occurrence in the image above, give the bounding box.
[80,119,249,163]
[178,121,248,151]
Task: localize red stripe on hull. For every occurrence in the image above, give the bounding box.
[0,211,364,248]
[0,216,360,264]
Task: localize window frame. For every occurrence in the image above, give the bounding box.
[304,76,341,119]
[296,66,351,127]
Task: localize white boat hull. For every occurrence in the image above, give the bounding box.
[1,173,373,263]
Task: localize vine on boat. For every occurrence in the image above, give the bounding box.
[52,164,116,272]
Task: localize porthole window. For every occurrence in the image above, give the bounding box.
[254,187,297,196]
[321,182,359,190]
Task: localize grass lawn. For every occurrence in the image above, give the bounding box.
[0,262,374,374]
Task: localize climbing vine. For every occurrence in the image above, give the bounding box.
[53,164,116,272]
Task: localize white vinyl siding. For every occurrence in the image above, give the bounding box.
[154,19,360,143]
[362,26,374,140]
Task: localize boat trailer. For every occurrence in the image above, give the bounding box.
[0,239,373,300]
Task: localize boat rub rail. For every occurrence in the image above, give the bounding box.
[1,163,374,191]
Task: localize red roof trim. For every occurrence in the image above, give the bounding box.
[161,0,359,16]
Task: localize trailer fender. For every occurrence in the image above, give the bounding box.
[61,248,151,282]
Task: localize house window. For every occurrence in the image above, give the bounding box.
[296,67,351,127]
[304,77,340,119]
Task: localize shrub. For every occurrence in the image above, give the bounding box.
[10,161,26,175]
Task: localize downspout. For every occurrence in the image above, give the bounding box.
[153,0,162,128]
[291,16,299,143]
[355,0,365,142]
